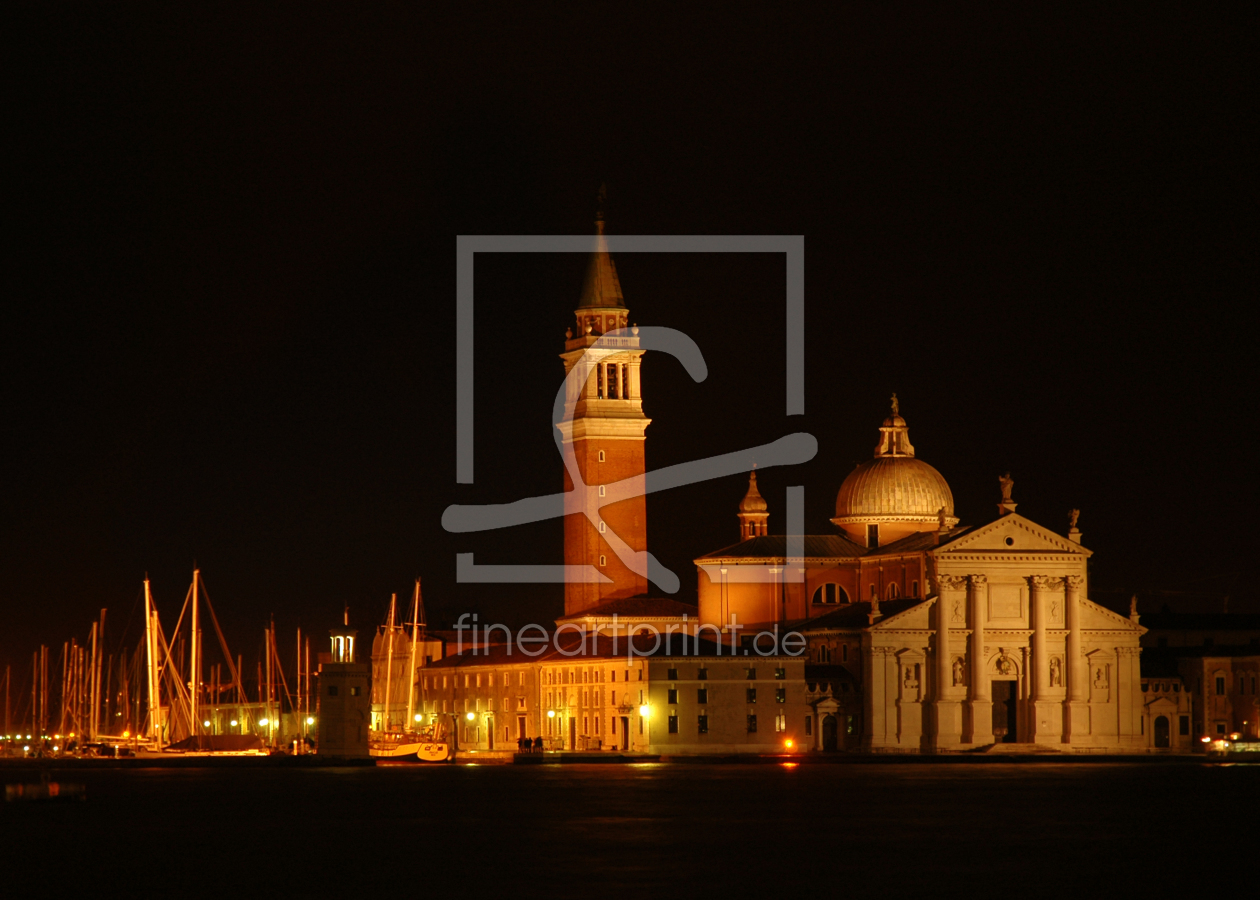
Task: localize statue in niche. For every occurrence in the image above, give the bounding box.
[952,596,965,624]
[1049,657,1062,687]
[999,472,1015,502]
[1050,598,1061,620]
[952,657,965,687]
[903,666,918,690]
[996,654,1015,676]
[1068,508,1080,529]
[1093,666,1108,689]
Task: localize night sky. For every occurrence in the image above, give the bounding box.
[5,6,1254,686]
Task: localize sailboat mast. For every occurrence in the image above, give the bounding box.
[383,593,396,733]
[87,622,98,741]
[406,580,420,730]
[190,569,200,734]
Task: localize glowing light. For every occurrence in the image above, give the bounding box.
[784,739,794,750]
[23,745,30,752]
[306,717,315,725]
[54,734,61,740]
[259,719,269,727]
[122,731,129,738]
[1230,733,1241,741]
[414,714,422,722]
[230,720,239,727]
[1201,736,1211,743]
[781,762,799,768]
[202,721,211,728]
[465,712,475,721]
[639,705,650,717]
[547,710,555,718]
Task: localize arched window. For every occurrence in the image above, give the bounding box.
[887,582,899,600]
[911,580,919,598]
[811,583,849,605]
[598,450,605,463]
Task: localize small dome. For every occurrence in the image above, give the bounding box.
[882,414,907,428]
[739,471,768,513]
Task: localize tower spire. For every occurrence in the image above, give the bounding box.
[737,470,769,541]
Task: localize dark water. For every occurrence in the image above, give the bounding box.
[2,762,1254,896]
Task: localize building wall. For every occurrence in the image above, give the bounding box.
[563,436,648,615]
[697,556,927,629]
[316,662,371,756]
[645,657,809,754]
[1178,656,1260,741]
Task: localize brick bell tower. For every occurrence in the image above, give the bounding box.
[558,204,650,615]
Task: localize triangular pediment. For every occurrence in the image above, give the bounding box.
[870,598,932,630]
[934,513,1092,557]
[1080,599,1145,633]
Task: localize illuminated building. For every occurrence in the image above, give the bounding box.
[696,404,1149,752]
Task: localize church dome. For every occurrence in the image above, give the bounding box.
[833,396,958,531]
[833,456,954,523]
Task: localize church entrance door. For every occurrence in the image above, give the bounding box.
[822,714,838,751]
[620,717,630,750]
[1154,715,1170,748]
[991,680,1017,743]
[568,716,576,751]
[487,717,494,750]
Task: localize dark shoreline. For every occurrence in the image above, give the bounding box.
[0,752,1246,771]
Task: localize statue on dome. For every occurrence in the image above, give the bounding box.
[937,506,948,530]
[999,472,1015,502]
[890,393,899,416]
[1069,508,1080,529]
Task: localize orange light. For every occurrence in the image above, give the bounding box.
[784,739,794,750]
[122,730,130,738]
[1201,736,1211,743]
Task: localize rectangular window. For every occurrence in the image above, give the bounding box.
[667,668,678,680]
[774,667,786,680]
[775,712,786,732]
[747,688,757,703]
[697,688,708,704]
[668,715,679,734]
[595,717,600,735]
[746,668,757,680]
[1216,676,1225,695]
[747,714,757,733]
[350,686,360,696]
[697,715,708,734]
[805,716,812,736]
[583,716,588,735]
[697,668,708,680]
[842,644,848,663]
[775,688,786,703]
[1179,716,1190,736]
[328,686,339,697]
[667,688,678,704]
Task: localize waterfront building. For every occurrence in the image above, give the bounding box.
[416,635,809,755]
[695,405,1148,752]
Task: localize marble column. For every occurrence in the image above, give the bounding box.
[1029,575,1062,743]
[966,575,993,744]
[935,575,967,747]
[1063,574,1089,743]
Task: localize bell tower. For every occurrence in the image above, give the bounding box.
[557,207,650,615]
